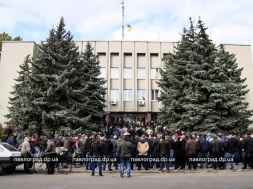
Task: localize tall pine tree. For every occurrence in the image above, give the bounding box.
[28,17,91,133]
[77,42,107,125]
[158,18,252,134]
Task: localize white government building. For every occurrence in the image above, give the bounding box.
[0,41,252,126]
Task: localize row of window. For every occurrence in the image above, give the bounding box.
[110,90,159,101]
[99,68,159,79]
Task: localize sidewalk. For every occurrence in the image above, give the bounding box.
[16,163,253,174]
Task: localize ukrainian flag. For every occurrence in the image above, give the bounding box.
[127,24,132,32]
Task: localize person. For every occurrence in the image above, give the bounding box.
[84,136,92,170]
[209,135,223,170]
[242,133,253,169]
[90,135,103,176]
[6,134,15,147]
[173,137,183,171]
[1,133,8,142]
[33,135,41,158]
[63,135,76,156]
[102,135,113,171]
[137,134,149,170]
[4,125,13,137]
[198,135,210,168]
[21,137,33,174]
[45,138,56,174]
[119,132,134,178]
[53,134,62,147]
[115,134,124,170]
[185,135,198,171]
[224,135,238,170]
[157,135,171,172]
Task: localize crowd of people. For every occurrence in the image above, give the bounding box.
[1,123,253,177]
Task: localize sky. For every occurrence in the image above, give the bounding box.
[0,0,253,50]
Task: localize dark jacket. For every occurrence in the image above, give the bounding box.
[224,138,238,154]
[174,140,183,154]
[102,139,113,155]
[119,140,134,158]
[157,140,170,155]
[6,138,15,147]
[209,139,223,154]
[243,136,253,153]
[91,140,103,156]
[30,141,37,154]
[181,139,187,152]
[84,138,91,153]
[53,138,62,147]
[185,140,198,154]
[198,140,210,153]
[167,137,174,150]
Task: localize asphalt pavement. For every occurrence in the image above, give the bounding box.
[1,171,253,189]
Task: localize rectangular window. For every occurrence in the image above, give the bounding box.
[137,90,146,100]
[150,68,159,79]
[111,67,119,79]
[137,68,146,79]
[110,90,119,101]
[124,68,132,79]
[151,90,159,101]
[124,90,132,101]
[98,67,106,78]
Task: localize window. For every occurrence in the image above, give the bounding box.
[111,68,119,78]
[137,90,146,100]
[150,68,159,79]
[124,68,132,79]
[110,90,119,101]
[151,90,159,101]
[137,68,146,79]
[124,90,132,101]
[98,67,106,78]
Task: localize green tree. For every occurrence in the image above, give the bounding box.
[27,17,93,133]
[158,18,252,134]
[77,42,107,126]
[0,32,22,51]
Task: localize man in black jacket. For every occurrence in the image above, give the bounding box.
[119,132,134,178]
[224,135,238,170]
[102,135,114,171]
[242,133,253,169]
[209,135,223,170]
[90,135,103,176]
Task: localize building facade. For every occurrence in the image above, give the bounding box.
[0,41,252,126]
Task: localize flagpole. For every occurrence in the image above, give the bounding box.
[122,0,125,40]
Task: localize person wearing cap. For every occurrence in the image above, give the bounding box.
[21,137,33,174]
[119,132,134,178]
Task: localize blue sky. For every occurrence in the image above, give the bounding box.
[0,0,253,49]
